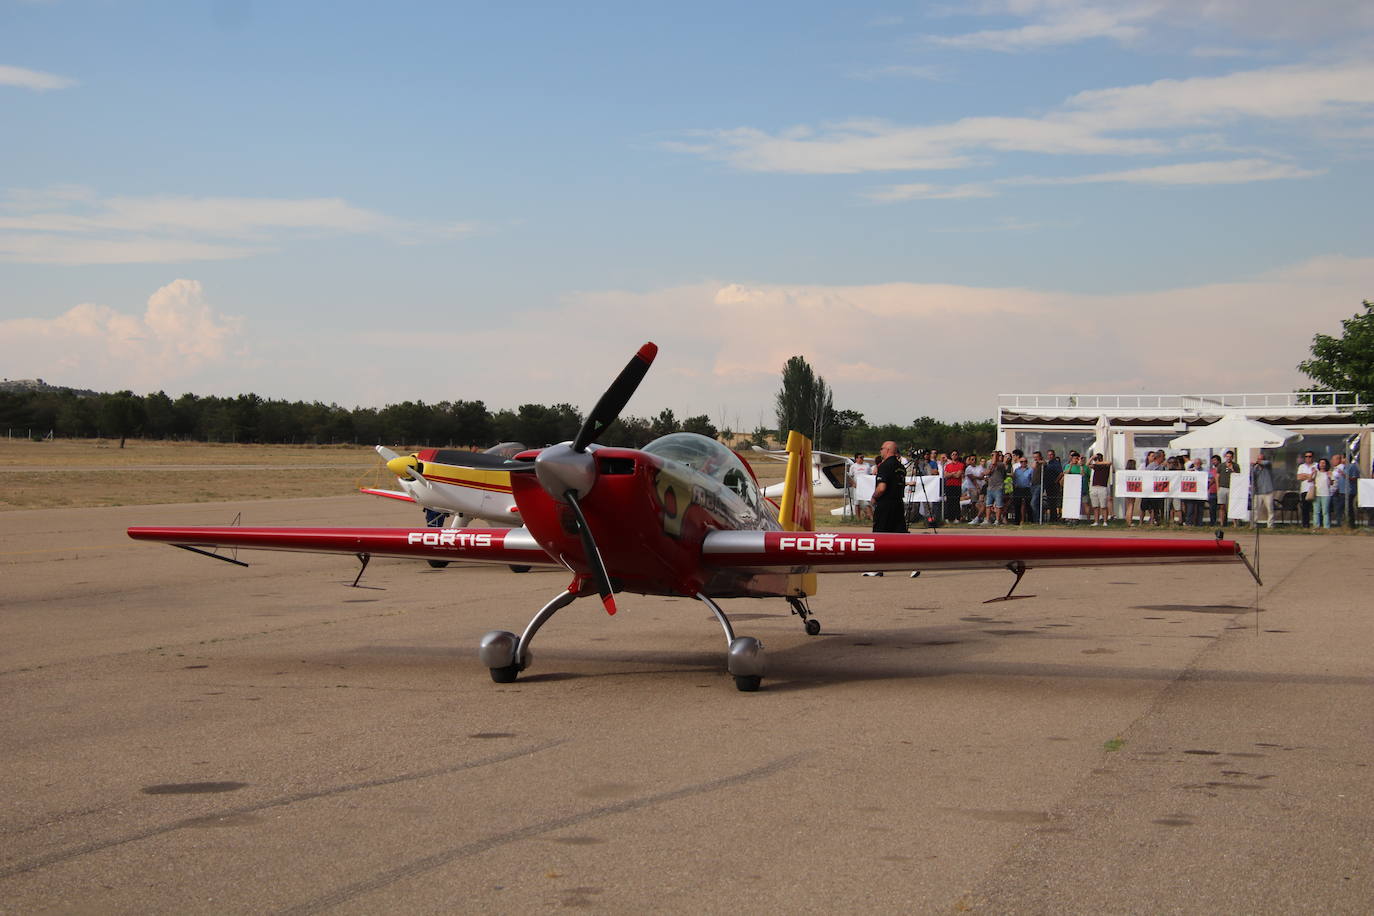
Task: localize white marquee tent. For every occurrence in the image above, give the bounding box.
[1169,413,1300,452]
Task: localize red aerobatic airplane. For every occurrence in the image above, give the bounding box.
[128,343,1259,691]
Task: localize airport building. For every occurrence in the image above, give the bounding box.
[996,391,1371,491]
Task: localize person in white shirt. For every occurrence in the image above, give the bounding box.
[1312,457,1334,528]
[963,455,986,524]
[1296,449,1317,528]
[850,454,872,521]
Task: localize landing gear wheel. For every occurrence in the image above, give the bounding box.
[733,675,762,692]
[508,565,531,573]
[427,560,450,569]
[804,618,822,636]
[489,665,520,684]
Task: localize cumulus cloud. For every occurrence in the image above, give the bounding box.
[0,280,246,390]
[300,255,1371,422]
[0,64,77,91]
[0,186,473,265]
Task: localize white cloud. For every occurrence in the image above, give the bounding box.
[928,0,1374,51]
[931,6,1146,51]
[676,114,1168,175]
[0,64,77,91]
[0,280,247,390]
[1138,0,1374,43]
[864,182,997,202]
[1014,158,1326,185]
[281,254,1371,422]
[0,187,468,265]
[0,235,262,265]
[671,61,1374,179]
[866,157,1321,204]
[1063,61,1374,129]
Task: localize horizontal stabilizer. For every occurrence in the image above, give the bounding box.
[359,487,416,503]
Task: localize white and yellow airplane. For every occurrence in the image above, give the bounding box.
[752,445,851,500]
[362,443,528,567]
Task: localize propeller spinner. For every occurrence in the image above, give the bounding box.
[534,342,657,615]
[379,447,429,485]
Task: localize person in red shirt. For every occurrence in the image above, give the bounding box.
[943,449,966,523]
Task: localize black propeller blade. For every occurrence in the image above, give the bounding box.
[571,342,658,453]
[533,341,656,615]
[564,491,617,615]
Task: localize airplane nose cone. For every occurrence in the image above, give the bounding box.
[387,455,420,478]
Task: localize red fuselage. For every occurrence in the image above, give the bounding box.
[512,442,790,600]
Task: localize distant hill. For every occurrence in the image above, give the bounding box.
[0,378,99,397]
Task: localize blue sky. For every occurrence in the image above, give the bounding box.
[2,1,1372,425]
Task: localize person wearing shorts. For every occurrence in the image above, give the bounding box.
[983,454,1006,525]
[1088,452,1111,526]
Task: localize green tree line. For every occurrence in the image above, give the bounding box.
[0,387,723,449]
[2,352,999,456]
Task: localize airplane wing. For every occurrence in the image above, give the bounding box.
[701,530,1260,581]
[751,446,851,465]
[358,487,416,503]
[127,525,562,569]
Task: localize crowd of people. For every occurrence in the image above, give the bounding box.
[1248,447,1361,529]
[848,444,1364,530]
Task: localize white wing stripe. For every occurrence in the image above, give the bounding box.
[702,531,766,554]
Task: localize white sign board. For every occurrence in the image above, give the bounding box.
[853,474,875,502]
[1360,478,1374,509]
[1062,473,1083,519]
[906,475,942,505]
[1114,470,1209,500]
[1227,474,1251,521]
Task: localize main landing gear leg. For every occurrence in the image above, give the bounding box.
[479,589,578,684]
[788,596,821,636]
[697,592,765,692]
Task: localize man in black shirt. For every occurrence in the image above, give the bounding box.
[872,440,909,534]
[1044,449,1063,522]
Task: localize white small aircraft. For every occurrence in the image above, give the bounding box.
[362,442,528,568]
[752,445,853,500]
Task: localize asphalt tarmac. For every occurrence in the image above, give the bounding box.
[2,498,1370,914]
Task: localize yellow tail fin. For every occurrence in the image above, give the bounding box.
[778,430,815,531]
[778,430,818,599]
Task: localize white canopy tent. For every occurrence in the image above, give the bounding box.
[1169,413,1301,452]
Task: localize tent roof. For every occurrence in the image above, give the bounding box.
[1169,413,1300,450]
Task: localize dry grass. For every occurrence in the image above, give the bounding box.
[0,439,390,511]
[0,438,800,514]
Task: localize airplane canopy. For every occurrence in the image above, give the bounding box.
[643,433,765,513]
